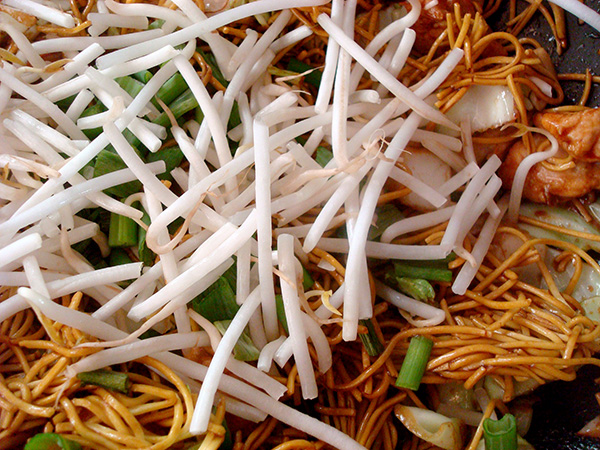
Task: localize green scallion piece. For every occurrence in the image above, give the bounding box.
[338,204,403,241]
[168,217,185,235]
[214,320,260,361]
[93,150,141,198]
[393,277,435,303]
[108,248,133,267]
[275,294,288,333]
[287,58,323,88]
[116,76,145,100]
[228,101,241,131]
[149,18,165,29]
[197,50,228,87]
[302,265,314,290]
[139,328,161,340]
[395,336,433,391]
[146,145,185,181]
[221,415,234,450]
[79,102,106,140]
[154,72,188,108]
[315,147,333,167]
[132,69,153,84]
[190,270,239,322]
[220,262,237,292]
[483,414,518,450]
[153,89,199,127]
[55,94,77,113]
[369,204,404,241]
[359,319,384,356]
[195,106,205,125]
[24,433,82,450]
[77,369,131,394]
[72,238,105,269]
[108,212,138,248]
[138,208,155,267]
[393,258,453,282]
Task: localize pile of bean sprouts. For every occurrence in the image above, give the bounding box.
[1,0,600,449]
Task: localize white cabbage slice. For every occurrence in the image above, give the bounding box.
[395,405,464,450]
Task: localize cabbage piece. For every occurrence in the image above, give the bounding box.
[491,231,546,287]
[484,376,540,401]
[519,203,600,253]
[581,297,600,323]
[437,383,476,410]
[395,405,464,450]
[543,248,600,303]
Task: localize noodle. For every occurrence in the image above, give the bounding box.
[1,0,600,449]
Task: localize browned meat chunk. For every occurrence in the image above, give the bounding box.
[533,108,600,161]
[472,127,517,163]
[498,136,600,204]
[411,0,479,54]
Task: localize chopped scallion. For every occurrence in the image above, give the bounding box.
[190,269,239,323]
[315,147,333,167]
[483,414,518,450]
[287,58,323,88]
[197,50,228,88]
[275,294,288,333]
[77,369,131,394]
[302,265,314,290]
[338,204,403,241]
[139,328,161,340]
[146,145,184,181]
[116,76,145,100]
[359,319,384,356]
[108,212,138,248]
[396,336,433,391]
[393,258,454,283]
[109,248,133,266]
[369,204,404,241]
[56,94,77,113]
[228,101,241,132]
[24,433,81,450]
[154,73,188,109]
[138,207,155,266]
[391,276,435,303]
[214,320,260,361]
[93,150,141,198]
[132,69,153,84]
[79,101,106,140]
[148,18,165,29]
[153,89,199,127]
[221,414,234,450]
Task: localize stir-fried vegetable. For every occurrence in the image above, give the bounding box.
[1,0,600,449]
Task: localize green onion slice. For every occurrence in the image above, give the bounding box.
[396,336,434,391]
[483,414,518,450]
[359,319,384,356]
[77,369,132,394]
[24,433,82,450]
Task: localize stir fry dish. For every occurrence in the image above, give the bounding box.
[1,0,600,449]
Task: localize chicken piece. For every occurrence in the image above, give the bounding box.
[533,108,600,161]
[498,136,600,204]
[472,126,517,163]
[410,0,479,54]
